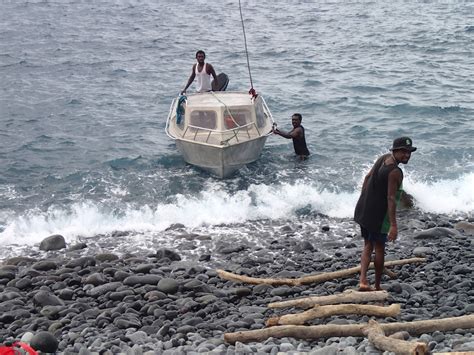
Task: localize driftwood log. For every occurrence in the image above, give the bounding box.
[363,319,428,355]
[217,257,425,286]
[224,314,474,344]
[268,289,389,309]
[267,303,400,326]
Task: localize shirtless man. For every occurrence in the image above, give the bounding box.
[181,50,218,94]
[354,137,416,291]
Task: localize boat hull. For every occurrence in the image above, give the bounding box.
[176,136,268,178]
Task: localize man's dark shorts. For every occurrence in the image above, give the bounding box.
[360,226,387,245]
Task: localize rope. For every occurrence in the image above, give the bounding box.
[239,0,254,92]
[210,92,239,127]
[210,92,239,145]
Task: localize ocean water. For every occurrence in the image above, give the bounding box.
[0,0,473,254]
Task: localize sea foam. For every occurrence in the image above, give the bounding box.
[406,172,474,215]
[0,173,472,245]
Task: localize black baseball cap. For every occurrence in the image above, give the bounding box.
[390,137,417,152]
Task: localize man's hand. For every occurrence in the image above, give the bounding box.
[388,225,398,242]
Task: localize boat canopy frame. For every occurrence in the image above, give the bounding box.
[165,92,274,147]
[181,120,261,146]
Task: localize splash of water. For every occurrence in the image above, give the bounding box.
[1,174,472,245]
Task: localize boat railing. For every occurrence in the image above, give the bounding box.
[260,96,275,135]
[166,92,275,142]
[181,121,262,146]
[165,97,178,139]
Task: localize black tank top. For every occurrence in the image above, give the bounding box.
[293,126,310,156]
[354,154,403,233]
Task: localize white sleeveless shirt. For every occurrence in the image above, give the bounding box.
[195,63,212,92]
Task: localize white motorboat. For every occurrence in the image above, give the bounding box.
[165,90,275,178]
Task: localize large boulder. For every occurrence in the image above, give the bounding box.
[30,331,58,353]
[39,234,66,251]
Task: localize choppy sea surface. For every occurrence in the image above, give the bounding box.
[0,0,473,256]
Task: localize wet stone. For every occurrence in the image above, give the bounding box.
[95,253,119,262]
[88,282,122,297]
[15,277,33,290]
[83,273,107,286]
[30,331,59,353]
[114,317,141,329]
[32,260,58,271]
[39,234,66,251]
[123,275,161,286]
[34,290,65,307]
[66,257,96,269]
[157,278,179,294]
[155,249,181,261]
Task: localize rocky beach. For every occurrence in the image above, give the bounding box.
[1,1,473,353]
[0,209,473,354]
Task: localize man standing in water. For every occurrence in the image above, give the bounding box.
[354,137,416,291]
[273,113,310,160]
[181,50,218,94]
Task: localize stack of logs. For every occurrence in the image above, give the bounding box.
[217,257,474,355]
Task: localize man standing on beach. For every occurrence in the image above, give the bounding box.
[273,113,310,160]
[354,137,417,291]
[181,50,218,95]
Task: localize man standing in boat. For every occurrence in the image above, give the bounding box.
[181,50,218,94]
[273,113,310,160]
[354,136,416,291]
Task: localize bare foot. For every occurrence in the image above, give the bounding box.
[359,284,375,292]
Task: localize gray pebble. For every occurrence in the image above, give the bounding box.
[157,278,179,294]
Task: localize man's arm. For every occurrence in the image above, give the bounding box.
[207,63,218,87]
[387,168,403,242]
[273,127,301,139]
[181,65,196,94]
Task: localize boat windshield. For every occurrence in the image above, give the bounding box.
[224,109,251,129]
[190,110,217,130]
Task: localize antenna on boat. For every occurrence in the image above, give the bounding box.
[239,0,257,98]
